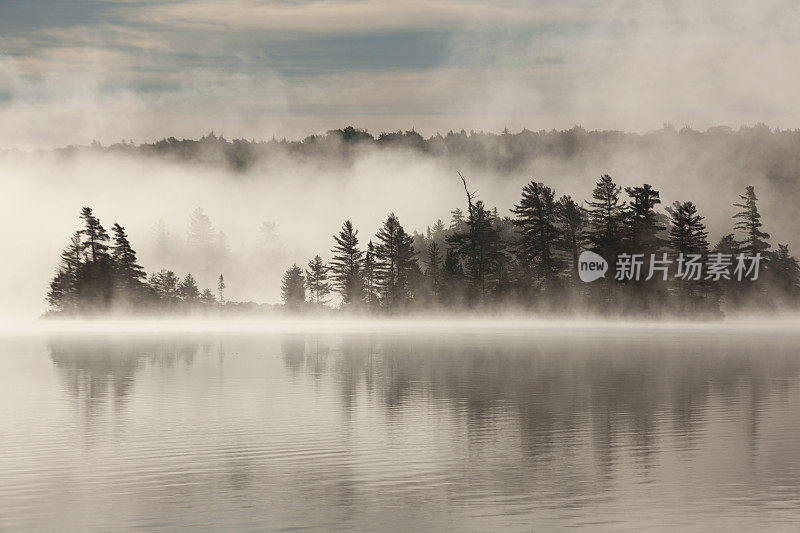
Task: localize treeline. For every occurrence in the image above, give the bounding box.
[62,124,800,178]
[280,176,799,316]
[46,208,237,315]
[47,176,800,317]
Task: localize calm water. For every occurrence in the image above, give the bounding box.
[2,326,800,531]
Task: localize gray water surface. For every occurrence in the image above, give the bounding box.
[2,327,800,531]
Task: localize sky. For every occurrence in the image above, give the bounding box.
[1,0,799,148]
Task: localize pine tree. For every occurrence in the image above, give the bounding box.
[149,269,180,303]
[329,220,363,304]
[733,186,770,255]
[305,255,331,305]
[79,207,110,262]
[556,195,587,277]
[586,175,626,260]
[47,232,84,312]
[446,200,502,301]
[449,208,465,231]
[374,213,418,307]
[178,273,200,302]
[667,201,709,254]
[512,181,561,286]
[281,264,306,310]
[75,207,114,310]
[426,241,442,296]
[625,184,666,255]
[111,223,147,296]
[363,240,378,306]
[61,232,83,270]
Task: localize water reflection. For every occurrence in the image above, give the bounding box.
[4,329,798,530]
[280,331,800,520]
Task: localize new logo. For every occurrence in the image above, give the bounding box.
[578,251,608,282]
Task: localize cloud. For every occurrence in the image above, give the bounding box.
[2,0,800,148]
[129,0,595,35]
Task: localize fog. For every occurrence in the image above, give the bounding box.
[2,0,800,320]
[2,127,799,320]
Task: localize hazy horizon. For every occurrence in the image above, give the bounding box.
[3,1,800,150]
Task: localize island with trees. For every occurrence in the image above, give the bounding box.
[46,175,799,318]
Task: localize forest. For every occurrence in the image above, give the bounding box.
[56,125,800,180]
[46,173,800,318]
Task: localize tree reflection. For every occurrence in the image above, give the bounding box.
[281,330,800,502]
[49,335,206,420]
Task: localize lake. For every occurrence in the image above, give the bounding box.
[2,322,800,531]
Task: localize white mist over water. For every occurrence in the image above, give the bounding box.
[2,139,798,320]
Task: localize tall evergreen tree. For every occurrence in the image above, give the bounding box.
[305,255,331,305]
[425,241,442,297]
[329,220,363,304]
[586,175,626,260]
[111,223,147,294]
[447,199,502,301]
[363,240,378,306]
[555,195,587,277]
[374,213,418,308]
[625,184,666,255]
[667,201,709,253]
[281,264,306,310]
[512,181,561,286]
[79,207,110,262]
[733,186,770,255]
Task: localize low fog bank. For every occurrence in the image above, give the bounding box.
[4,315,800,338]
[3,125,800,319]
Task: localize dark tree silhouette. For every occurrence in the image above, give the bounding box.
[374,213,418,308]
[329,221,363,305]
[426,241,442,298]
[79,207,110,262]
[734,186,770,255]
[111,223,147,299]
[512,181,561,288]
[446,178,503,302]
[555,195,587,278]
[625,184,666,255]
[363,240,378,306]
[587,175,626,260]
[668,202,709,254]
